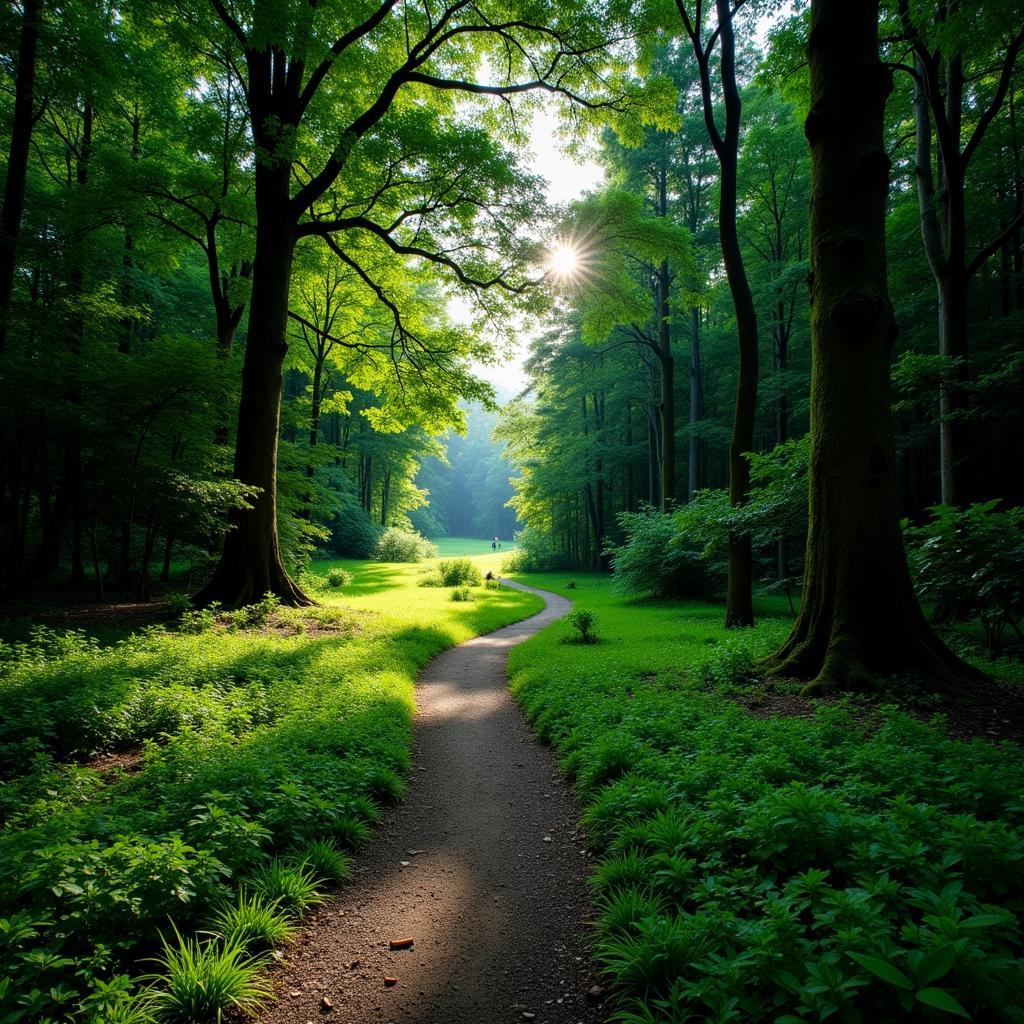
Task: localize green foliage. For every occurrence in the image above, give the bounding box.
[326,567,353,589]
[326,497,382,559]
[142,926,272,1023]
[299,839,351,884]
[904,502,1024,656]
[450,586,474,602]
[427,559,483,587]
[608,507,711,599]
[0,556,541,1019]
[507,575,1024,1023]
[567,610,599,644]
[502,525,570,573]
[375,527,438,563]
[210,891,297,952]
[247,860,325,919]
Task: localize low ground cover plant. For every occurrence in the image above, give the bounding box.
[0,557,541,1021]
[506,574,1024,1024]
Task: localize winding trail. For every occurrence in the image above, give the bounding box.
[258,580,606,1024]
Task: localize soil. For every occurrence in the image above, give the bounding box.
[737,676,1024,745]
[255,580,607,1024]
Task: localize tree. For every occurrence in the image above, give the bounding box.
[672,0,760,626]
[763,0,975,693]
[179,0,619,608]
[893,0,1024,505]
[0,0,42,355]
[560,188,693,512]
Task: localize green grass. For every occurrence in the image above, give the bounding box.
[0,557,542,1021]
[428,535,516,558]
[506,573,1024,1024]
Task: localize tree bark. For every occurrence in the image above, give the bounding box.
[764,0,978,693]
[687,305,702,499]
[656,269,676,509]
[0,0,42,354]
[194,164,310,608]
[718,116,758,627]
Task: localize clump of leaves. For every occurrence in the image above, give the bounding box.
[143,925,272,1022]
[607,508,711,599]
[326,567,353,589]
[566,609,598,644]
[211,891,296,952]
[375,527,437,563]
[300,839,351,883]
[451,586,474,602]
[904,500,1024,656]
[247,860,324,918]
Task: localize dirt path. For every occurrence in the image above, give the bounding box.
[257,580,607,1024]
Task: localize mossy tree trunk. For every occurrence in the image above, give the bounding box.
[763,0,977,693]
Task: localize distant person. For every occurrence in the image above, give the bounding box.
[491,537,497,551]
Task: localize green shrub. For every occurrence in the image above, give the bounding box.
[247,860,324,918]
[300,838,351,883]
[375,527,437,563]
[904,500,1024,656]
[566,609,598,644]
[178,603,219,634]
[327,495,381,558]
[143,927,272,1022]
[326,567,353,588]
[502,525,569,573]
[436,558,482,587]
[211,891,296,951]
[451,586,474,602]
[165,592,192,616]
[506,578,1024,1023]
[607,507,711,599]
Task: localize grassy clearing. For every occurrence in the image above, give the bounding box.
[506,573,1024,1024]
[429,535,516,558]
[0,555,541,1022]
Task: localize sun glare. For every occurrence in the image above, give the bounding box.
[548,240,582,280]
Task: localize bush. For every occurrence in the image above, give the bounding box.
[327,497,381,558]
[247,860,324,918]
[326,567,353,589]
[904,500,1024,656]
[374,527,437,563]
[451,586,474,602]
[502,525,569,573]
[211,891,296,951]
[437,559,482,587]
[608,508,710,599]
[566,609,598,644]
[143,926,272,1022]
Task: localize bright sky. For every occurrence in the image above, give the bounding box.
[459,100,603,398]
[462,7,792,399]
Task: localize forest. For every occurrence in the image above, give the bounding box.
[1,0,1022,1022]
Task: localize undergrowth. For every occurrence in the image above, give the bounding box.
[507,574,1024,1024]
[0,556,540,1022]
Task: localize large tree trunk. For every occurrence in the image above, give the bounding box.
[719,142,758,627]
[195,166,310,608]
[657,258,675,508]
[687,305,702,499]
[0,0,41,354]
[764,0,977,693]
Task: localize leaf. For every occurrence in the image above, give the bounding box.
[914,945,956,985]
[847,953,913,989]
[915,987,972,1019]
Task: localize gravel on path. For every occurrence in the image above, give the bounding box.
[256,579,608,1024]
